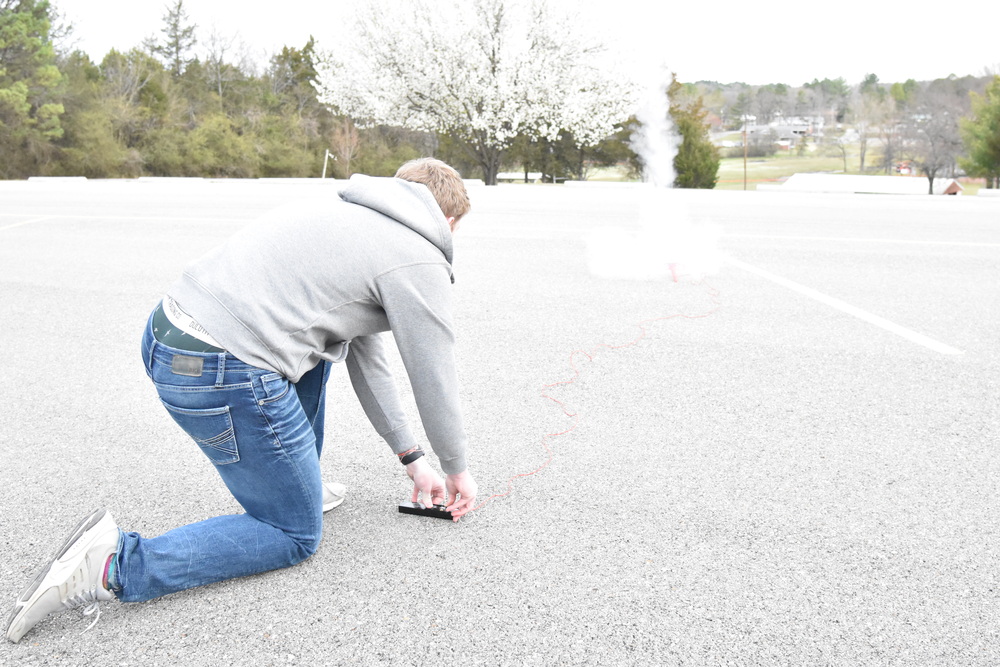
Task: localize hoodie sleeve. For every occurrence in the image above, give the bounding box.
[345,333,421,456]
[366,261,469,475]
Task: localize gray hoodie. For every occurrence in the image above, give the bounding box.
[167,174,467,474]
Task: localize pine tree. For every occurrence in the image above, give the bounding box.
[0,0,65,177]
[959,75,1000,188]
[150,0,196,77]
[669,78,720,189]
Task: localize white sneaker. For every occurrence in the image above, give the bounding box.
[6,509,120,643]
[322,482,347,512]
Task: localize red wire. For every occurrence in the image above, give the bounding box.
[469,279,721,513]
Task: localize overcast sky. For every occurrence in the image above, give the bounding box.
[52,0,1000,87]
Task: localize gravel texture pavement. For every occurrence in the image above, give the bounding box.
[1,178,998,666]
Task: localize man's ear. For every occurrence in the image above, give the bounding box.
[447,216,459,232]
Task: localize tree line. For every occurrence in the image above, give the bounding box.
[682,73,1000,189]
[2,0,997,188]
[0,0,720,185]
[1,0,430,179]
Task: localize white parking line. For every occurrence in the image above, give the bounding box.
[0,213,246,224]
[727,257,964,356]
[0,216,56,231]
[726,233,1000,248]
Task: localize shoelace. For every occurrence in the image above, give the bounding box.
[61,588,104,632]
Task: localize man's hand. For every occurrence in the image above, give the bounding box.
[406,457,446,507]
[445,470,478,522]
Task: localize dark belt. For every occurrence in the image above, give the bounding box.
[151,301,226,353]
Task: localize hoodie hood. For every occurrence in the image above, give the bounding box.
[339,174,454,267]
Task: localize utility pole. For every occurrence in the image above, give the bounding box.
[742,118,748,191]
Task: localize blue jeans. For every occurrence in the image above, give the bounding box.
[116,313,332,603]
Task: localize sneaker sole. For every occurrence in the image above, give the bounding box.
[322,483,347,513]
[322,496,345,512]
[5,508,107,643]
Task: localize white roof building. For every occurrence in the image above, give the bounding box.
[762,173,963,195]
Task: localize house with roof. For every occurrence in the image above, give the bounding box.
[760,173,963,195]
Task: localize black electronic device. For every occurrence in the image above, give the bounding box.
[398,501,453,520]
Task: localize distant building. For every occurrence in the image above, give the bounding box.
[743,115,823,148]
[762,173,963,195]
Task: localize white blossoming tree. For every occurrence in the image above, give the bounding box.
[315,0,634,184]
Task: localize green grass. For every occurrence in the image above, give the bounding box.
[715,154,986,194]
[577,157,987,195]
[582,154,854,189]
[716,154,846,190]
[584,165,633,181]
[959,180,984,196]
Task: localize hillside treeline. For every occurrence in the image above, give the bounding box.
[1,0,438,179]
[2,0,998,187]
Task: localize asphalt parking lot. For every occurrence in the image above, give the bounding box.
[1,178,998,665]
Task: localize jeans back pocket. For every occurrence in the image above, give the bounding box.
[160,400,240,465]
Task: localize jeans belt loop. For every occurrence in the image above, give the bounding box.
[215,353,226,387]
[147,337,158,374]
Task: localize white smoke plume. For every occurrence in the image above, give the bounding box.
[585,191,722,281]
[630,68,679,188]
[586,67,722,282]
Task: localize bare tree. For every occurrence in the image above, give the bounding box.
[906,82,967,193]
[852,74,889,174]
[753,83,789,125]
[877,114,903,174]
[203,28,241,98]
[833,130,850,173]
[98,49,161,145]
[329,117,360,177]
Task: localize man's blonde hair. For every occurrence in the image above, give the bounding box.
[395,158,471,222]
